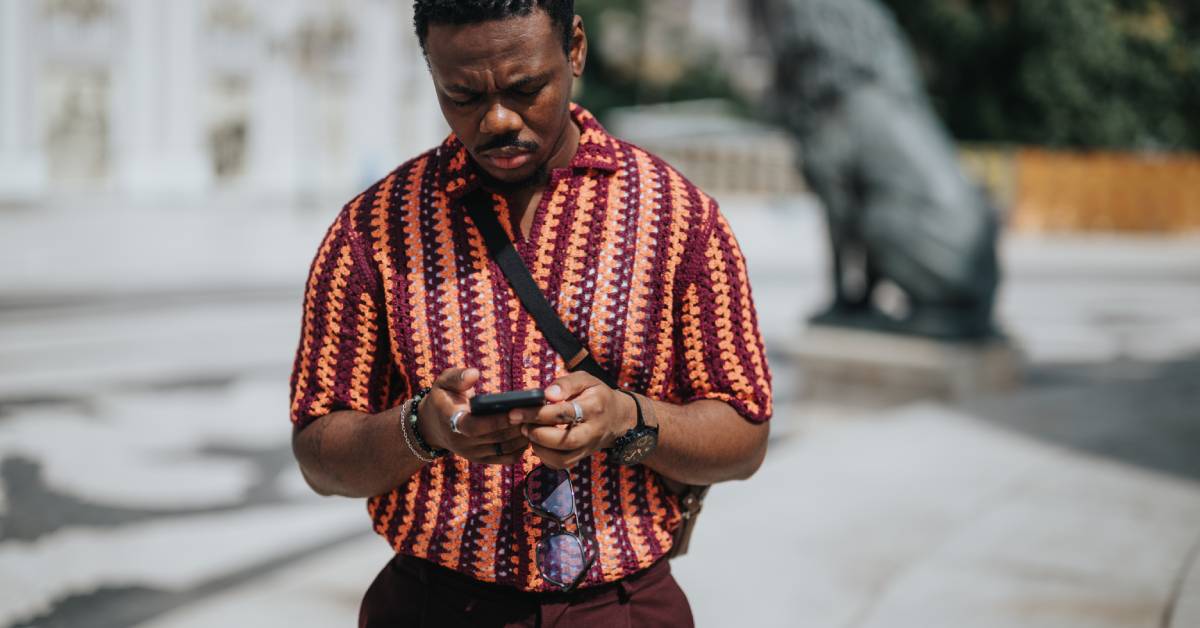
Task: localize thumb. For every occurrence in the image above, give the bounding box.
[436,367,480,395]
[543,372,590,402]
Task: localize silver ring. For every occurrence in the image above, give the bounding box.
[571,401,584,426]
[450,410,467,435]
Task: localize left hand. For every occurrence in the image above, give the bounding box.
[506,372,637,470]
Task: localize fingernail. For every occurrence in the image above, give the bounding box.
[521,425,530,437]
[546,385,561,398]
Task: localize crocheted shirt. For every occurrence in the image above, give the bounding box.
[289,104,773,592]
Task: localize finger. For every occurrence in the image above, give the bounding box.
[543,372,600,404]
[530,444,586,471]
[456,412,515,439]
[518,400,584,426]
[506,405,545,425]
[469,425,526,445]
[435,367,480,396]
[470,436,530,463]
[524,423,591,452]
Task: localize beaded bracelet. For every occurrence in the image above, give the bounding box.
[398,398,431,463]
[402,386,447,462]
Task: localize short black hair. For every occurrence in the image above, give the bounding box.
[414,0,575,56]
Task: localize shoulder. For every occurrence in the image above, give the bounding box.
[610,137,721,234]
[308,147,443,287]
[329,147,443,244]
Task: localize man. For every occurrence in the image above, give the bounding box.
[289,1,772,625]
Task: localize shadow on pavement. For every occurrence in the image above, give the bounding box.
[10,530,368,628]
[0,443,295,543]
[964,352,1200,483]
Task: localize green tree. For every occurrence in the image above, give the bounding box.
[573,0,742,120]
[878,0,1200,149]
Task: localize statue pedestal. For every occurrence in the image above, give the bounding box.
[786,324,1022,404]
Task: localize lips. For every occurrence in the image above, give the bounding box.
[485,151,533,171]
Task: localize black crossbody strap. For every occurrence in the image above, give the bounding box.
[464,191,618,388]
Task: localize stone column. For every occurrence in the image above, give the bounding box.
[112,0,211,198]
[0,0,49,202]
[393,2,448,158]
[245,0,302,200]
[347,0,404,188]
[346,0,441,185]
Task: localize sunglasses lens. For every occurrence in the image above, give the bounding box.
[526,466,574,520]
[537,533,587,588]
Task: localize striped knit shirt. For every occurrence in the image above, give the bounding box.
[289,104,772,592]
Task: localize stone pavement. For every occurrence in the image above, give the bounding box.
[63,400,1196,628]
[674,404,1200,628]
[1174,551,1200,628]
[2,196,1199,627]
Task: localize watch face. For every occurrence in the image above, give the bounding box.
[620,432,658,465]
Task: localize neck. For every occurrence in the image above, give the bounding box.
[493,114,582,212]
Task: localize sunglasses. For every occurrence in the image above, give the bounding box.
[524,465,595,591]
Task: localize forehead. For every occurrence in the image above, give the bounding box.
[425,11,564,83]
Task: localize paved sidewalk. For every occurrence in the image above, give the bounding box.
[1171,548,1200,628]
[674,404,1200,628]
[95,400,1200,628]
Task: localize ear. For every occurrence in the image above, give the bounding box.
[569,15,587,78]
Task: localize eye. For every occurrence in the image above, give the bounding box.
[515,84,544,97]
[443,90,480,107]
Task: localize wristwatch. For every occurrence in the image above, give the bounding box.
[608,390,659,466]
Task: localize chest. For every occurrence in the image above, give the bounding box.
[382,171,678,395]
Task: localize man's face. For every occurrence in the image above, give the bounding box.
[424,11,586,187]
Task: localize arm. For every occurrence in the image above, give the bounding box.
[639,396,769,486]
[292,406,425,499]
[293,367,530,498]
[514,377,769,486]
[290,208,404,499]
[641,200,773,485]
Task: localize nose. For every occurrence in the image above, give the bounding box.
[480,102,523,138]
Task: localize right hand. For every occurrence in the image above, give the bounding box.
[416,367,530,465]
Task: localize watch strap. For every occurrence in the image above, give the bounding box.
[617,389,646,429]
[609,390,658,463]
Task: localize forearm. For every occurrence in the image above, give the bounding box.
[291,405,425,498]
[638,397,769,486]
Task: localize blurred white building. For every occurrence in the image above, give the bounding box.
[594,0,797,197]
[0,0,446,206]
[589,0,766,98]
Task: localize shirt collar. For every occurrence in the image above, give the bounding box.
[437,103,620,200]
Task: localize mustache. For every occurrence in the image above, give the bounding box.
[477,134,540,154]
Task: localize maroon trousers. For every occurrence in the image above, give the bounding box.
[359,554,694,628]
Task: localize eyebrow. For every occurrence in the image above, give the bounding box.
[506,73,552,90]
[443,72,552,96]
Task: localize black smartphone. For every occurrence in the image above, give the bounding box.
[470,388,545,415]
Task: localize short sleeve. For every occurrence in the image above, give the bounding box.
[289,209,392,431]
[671,206,773,422]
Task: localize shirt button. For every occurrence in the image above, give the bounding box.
[523,356,533,368]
